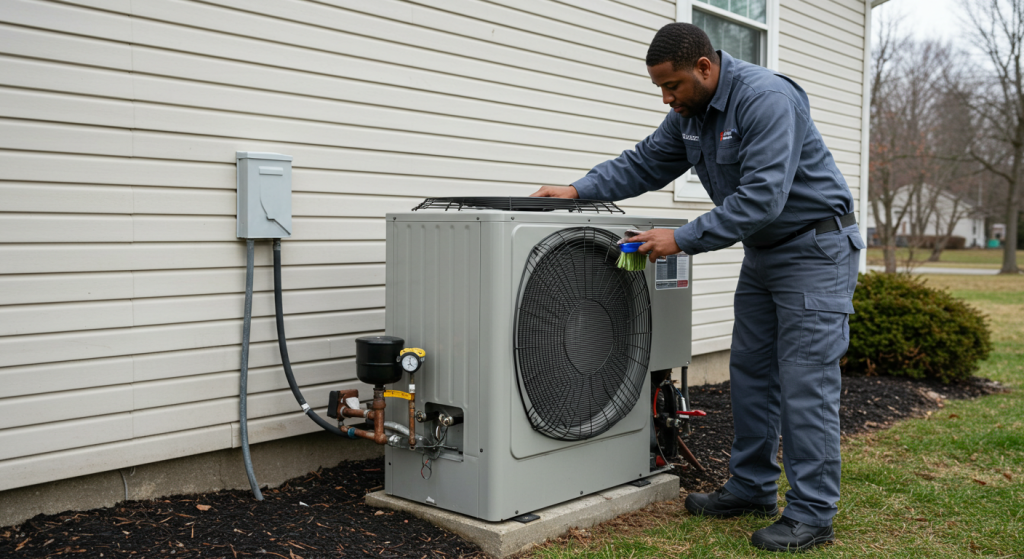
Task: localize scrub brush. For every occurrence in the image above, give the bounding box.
[617,241,648,272]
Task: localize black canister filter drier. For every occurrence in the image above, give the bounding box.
[356,335,405,385]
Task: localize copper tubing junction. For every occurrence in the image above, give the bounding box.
[341,387,389,444]
[676,435,707,473]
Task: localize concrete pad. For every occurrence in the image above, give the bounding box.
[365,473,679,558]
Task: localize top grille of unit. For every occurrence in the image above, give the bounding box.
[412,197,624,214]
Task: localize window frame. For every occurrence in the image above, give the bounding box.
[672,0,780,202]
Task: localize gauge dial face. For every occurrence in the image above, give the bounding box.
[401,353,420,372]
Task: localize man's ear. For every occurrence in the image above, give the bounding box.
[695,57,712,79]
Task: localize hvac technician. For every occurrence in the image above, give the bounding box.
[531,23,863,553]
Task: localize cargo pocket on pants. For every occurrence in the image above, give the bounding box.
[799,293,855,365]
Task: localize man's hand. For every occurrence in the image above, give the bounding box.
[630,228,684,262]
[529,185,579,199]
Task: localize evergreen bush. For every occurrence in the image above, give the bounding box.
[844,272,991,383]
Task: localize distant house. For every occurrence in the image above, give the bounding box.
[0,0,881,526]
[865,184,986,248]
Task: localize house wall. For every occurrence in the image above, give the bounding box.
[778,0,867,223]
[0,0,868,497]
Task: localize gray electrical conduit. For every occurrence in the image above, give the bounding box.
[239,239,264,500]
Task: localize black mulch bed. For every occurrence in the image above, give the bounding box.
[0,462,486,559]
[0,375,1005,559]
[674,374,1006,493]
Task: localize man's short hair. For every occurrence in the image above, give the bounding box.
[646,23,720,70]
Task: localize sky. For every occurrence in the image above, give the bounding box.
[874,0,964,44]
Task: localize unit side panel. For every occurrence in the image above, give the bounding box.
[384,220,481,517]
[647,221,693,371]
[475,219,517,521]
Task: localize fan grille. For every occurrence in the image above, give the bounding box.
[412,197,624,214]
[514,227,652,441]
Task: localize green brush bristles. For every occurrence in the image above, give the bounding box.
[616,251,647,272]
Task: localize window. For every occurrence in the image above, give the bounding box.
[673,0,779,202]
[693,9,762,66]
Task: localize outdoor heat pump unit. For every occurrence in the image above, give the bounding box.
[381,197,693,522]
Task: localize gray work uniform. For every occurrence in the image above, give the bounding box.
[572,51,864,527]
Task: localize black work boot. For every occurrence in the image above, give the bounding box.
[684,487,779,518]
[750,516,835,552]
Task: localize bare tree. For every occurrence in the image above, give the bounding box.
[926,88,986,260]
[932,195,977,257]
[870,16,913,273]
[869,17,955,273]
[904,183,942,269]
[957,0,1024,274]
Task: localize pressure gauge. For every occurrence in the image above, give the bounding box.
[398,348,425,373]
[400,353,420,373]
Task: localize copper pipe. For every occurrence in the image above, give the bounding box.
[341,407,370,419]
[370,386,387,444]
[676,435,707,473]
[349,386,389,445]
[408,377,416,449]
[332,389,360,419]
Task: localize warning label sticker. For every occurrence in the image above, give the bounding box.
[655,253,690,290]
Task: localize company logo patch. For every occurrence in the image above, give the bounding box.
[682,134,699,142]
[719,128,739,142]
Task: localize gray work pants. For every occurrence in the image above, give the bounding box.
[722,222,864,527]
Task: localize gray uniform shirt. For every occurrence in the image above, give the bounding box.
[571,51,854,255]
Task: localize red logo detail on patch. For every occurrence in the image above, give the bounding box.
[677,280,688,288]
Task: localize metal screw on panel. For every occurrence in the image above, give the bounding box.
[515,510,519,514]
[580,491,583,495]
[480,448,483,452]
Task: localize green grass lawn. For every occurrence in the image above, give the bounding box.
[866,248,1024,269]
[531,275,1023,558]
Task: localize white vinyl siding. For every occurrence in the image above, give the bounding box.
[0,0,866,492]
[779,0,866,211]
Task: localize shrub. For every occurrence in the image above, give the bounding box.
[844,272,991,383]
[906,235,966,249]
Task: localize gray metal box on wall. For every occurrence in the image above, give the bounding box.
[383,210,692,521]
[236,152,293,239]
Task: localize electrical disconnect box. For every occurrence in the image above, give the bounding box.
[236,152,293,239]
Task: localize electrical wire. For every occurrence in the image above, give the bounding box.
[651,385,674,468]
[669,383,707,472]
[273,240,348,438]
[118,467,135,501]
[419,422,450,479]
[239,239,263,501]
[654,434,673,468]
[672,385,688,411]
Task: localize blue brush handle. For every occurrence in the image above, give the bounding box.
[619,242,643,253]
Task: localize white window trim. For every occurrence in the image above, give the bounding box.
[672,0,780,202]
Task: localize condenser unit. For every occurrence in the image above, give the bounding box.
[381,197,693,521]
